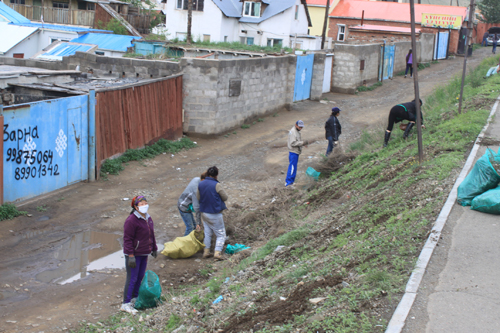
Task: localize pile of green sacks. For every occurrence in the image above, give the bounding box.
[457,148,500,214]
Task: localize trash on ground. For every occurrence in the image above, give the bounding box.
[161,231,204,259]
[306,167,321,181]
[457,148,500,206]
[309,297,326,304]
[280,297,287,301]
[212,295,223,304]
[224,277,230,283]
[471,186,500,214]
[274,245,285,252]
[134,270,162,310]
[225,243,251,254]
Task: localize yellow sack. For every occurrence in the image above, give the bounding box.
[161,230,205,259]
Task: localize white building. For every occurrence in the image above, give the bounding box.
[163,0,317,49]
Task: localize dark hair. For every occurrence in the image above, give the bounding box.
[200,171,207,180]
[332,107,341,116]
[207,166,219,178]
[411,98,423,105]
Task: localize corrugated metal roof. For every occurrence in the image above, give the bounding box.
[0,22,38,54]
[35,42,95,60]
[239,0,297,23]
[70,33,137,52]
[13,22,110,33]
[211,0,241,18]
[330,0,467,23]
[0,1,30,24]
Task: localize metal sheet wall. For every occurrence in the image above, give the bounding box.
[95,76,183,171]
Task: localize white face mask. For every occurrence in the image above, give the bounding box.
[138,205,149,214]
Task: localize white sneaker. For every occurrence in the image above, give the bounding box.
[120,303,138,314]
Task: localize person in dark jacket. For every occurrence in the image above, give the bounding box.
[482,31,490,47]
[121,195,158,314]
[404,49,413,78]
[324,107,342,156]
[197,166,228,260]
[384,99,425,147]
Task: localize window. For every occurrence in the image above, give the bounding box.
[203,34,210,42]
[51,38,70,43]
[243,1,261,17]
[177,0,204,11]
[53,1,69,8]
[13,53,24,58]
[78,1,95,10]
[337,24,346,41]
[10,0,25,4]
[224,36,228,42]
[95,51,105,56]
[267,38,282,47]
[240,37,254,45]
[295,5,298,20]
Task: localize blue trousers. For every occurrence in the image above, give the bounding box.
[493,42,497,54]
[286,152,299,186]
[482,37,488,47]
[326,137,336,156]
[179,208,195,236]
[123,255,148,303]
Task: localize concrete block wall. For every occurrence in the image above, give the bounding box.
[180,56,297,135]
[311,53,326,101]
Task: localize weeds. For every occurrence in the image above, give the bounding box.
[241,124,251,129]
[0,204,27,221]
[100,138,196,178]
[36,205,48,212]
[357,81,382,92]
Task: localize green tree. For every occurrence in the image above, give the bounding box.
[97,18,129,35]
[478,0,500,23]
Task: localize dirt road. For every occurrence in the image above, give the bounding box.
[0,48,492,332]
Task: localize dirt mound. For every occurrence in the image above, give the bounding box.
[220,276,342,332]
[315,152,357,175]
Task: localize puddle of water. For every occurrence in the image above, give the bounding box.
[36,230,122,285]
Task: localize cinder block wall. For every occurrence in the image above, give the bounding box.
[311,53,326,100]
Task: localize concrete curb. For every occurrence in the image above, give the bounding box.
[385,96,500,333]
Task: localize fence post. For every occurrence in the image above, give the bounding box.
[0,105,3,205]
[88,90,96,182]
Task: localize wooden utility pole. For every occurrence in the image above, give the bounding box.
[187,0,193,44]
[409,0,423,163]
[458,0,476,114]
[321,0,331,49]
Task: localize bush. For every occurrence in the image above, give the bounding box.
[97,18,128,35]
[0,204,27,221]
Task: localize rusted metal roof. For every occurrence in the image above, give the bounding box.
[350,24,421,34]
[330,0,467,23]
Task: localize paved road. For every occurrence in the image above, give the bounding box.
[402,98,500,333]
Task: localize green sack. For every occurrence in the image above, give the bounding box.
[161,230,204,259]
[471,187,500,214]
[457,149,500,206]
[225,243,251,254]
[306,167,321,181]
[134,270,162,310]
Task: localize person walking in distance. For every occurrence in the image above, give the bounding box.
[197,166,228,260]
[482,31,489,47]
[121,196,158,314]
[325,107,342,156]
[286,120,308,187]
[383,99,425,148]
[404,49,413,78]
[177,172,206,236]
[493,34,498,54]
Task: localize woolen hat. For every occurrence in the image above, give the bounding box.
[332,107,341,113]
[296,120,304,127]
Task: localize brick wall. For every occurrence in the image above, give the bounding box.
[329,17,461,55]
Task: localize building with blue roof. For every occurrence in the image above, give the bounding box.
[31,41,98,61]
[164,0,316,49]
[71,33,138,57]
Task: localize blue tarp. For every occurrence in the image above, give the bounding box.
[71,33,137,52]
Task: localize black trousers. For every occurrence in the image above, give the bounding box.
[387,105,411,132]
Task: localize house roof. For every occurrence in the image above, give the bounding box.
[70,33,137,52]
[212,0,311,26]
[34,42,97,61]
[0,1,30,24]
[329,0,467,23]
[0,22,38,55]
[12,21,110,33]
[350,24,421,34]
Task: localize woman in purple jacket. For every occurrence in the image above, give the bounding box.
[404,49,413,78]
[121,195,158,314]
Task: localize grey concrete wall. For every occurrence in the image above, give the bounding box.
[419,33,435,63]
[180,56,297,135]
[311,53,325,101]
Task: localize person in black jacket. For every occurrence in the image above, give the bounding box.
[325,107,342,156]
[384,99,425,147]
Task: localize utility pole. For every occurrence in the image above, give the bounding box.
[409,0,423,163]
[458,0,475,114]
[321,0,331,50]
[187,0,193,44]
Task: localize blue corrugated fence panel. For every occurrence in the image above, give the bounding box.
[293,54,314,102]
[3,95,89,202]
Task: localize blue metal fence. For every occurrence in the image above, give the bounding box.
[3,94,95,202]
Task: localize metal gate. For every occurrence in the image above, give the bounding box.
[434,31,449,60]
[2,95,93,202]
[379,44,395,81]
[293,54,314,102]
